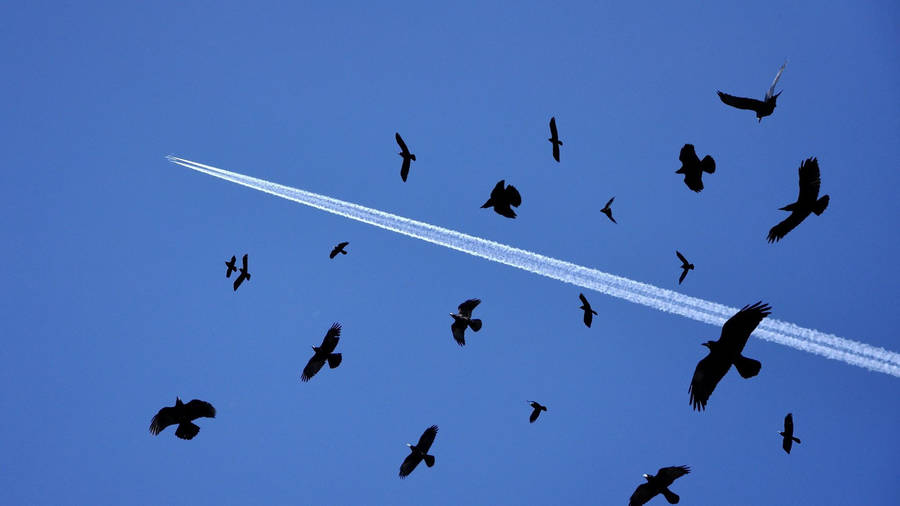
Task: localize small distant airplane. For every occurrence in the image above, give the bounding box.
[225,255,237,278]
[330,241,349,259]
[233,254,250,291]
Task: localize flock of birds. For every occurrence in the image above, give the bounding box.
[151,61,821,504]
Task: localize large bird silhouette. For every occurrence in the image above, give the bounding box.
[481,180,522,218]
[717,61,787,122]
[395,132,416,182]
[399,425,438,478]
[149,397,216,440]
[450,298,482,346]
[779,413,802,454]
[300,322,343,382]
[628,465,691,506]
[233,254,250,291]
[548,116,562,162]
[689,301,771,411]
[767,157,829,243]
[676,144,716,192]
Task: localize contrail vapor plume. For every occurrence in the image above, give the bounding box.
[167,155,900,377]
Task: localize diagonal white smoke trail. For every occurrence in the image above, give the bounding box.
[167,155,900,377]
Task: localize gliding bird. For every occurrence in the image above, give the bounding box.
[225,255,237,278]
[233,254,250,291]
[600,197,616,224]
[766,157,829,243]
[149,397,216,440]
[578,293,598,328]
[300,322,343,382]
[779,413,802,454]
[399,425,438,478]
[330,241,349,259]
[676,251,694,284]
[717,61,787,122]
[527,401,547,423]
[548,116,562,162]
[628,466,691,506]
[395,132,416,182]
[450,298,482,346]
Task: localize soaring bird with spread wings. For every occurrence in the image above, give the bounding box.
[149,397,216,440]
[300,322,343,382]
[578,293,598,328]
[600,197,616,224]
[767,157,829,243]
[233,254,250,291]
[450,298,482,346]
[399,425,438,478]
[395,133,416,182]
[676,251,694,284]
[628,465,691,506]
[717,61,787,122]
[779,413,802,454]
[548,116,562,162]
[329,241,349,259]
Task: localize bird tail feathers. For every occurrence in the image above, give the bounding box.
[734,355,762,378]
[175,422,200,440]
[661,488,680,504]
[701,155,716,174]
[468,319,482,332]
[423,454,435,467]
[327,353,342,369]
[813,195,829,215]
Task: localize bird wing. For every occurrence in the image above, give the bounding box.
[320,322,342,351]
[149,406,178,435]
[395,132,408,154]
[301,354,327,382]
[628,482,657,506]
[784,413,794,433]
[717,91,765,111]
[797,157,822,203]
[689,352,729,411]
[416,425,439,452]
[399,452,422,478]
[767,210,806,243]
[766,61,787,100]
[451,319,467,346]
[552,143,560,162]
[549,117,557,138]
[604,196,614,208]
[338,241,349,249]
[184,399,216,420]
[233,274,245,291]
[656,466,690,486]
[719,301,771,351]
[583,309,593,328]
[505,185,522,207]
[241,254,248,270]
[490,180,506,200]
[529,407,540,423]
[676,251,688,265]
[679,268,689,284]
[458,298,481,318]
[579,293,589,307]
[400,157,410,182]
[679,144,698,164]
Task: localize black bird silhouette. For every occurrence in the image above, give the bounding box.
[578,293,598,328]
[399,425,438,478]
[676,144,716,192]
[329,241,349,259]
[717,61,786,122]
[527,401,547,423]
[600,197,617,224]
[548,116,562,162]
[300,322,343,382]
[225,255,237,278]
[149,397,216,440]
[233,254,250,291]
[676,251,694,284]
[395,132,416,182]
[629,466,691,506]
[450,298,482,346]
[481,180,522,218]
[689,301,771,411]
[779,413,802,454]
[767,157,830,243]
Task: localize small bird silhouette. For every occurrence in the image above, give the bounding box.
[527,400,548,423]
[779,413,802,454]
[481,180,522,218]
[450,298,483,346]
[600,197,616,224]
[676,251,694,284]
[676,144,716,192]
[225,255,237,278]
[548,117,563,162]
[399,425,438,478]
[395,132,416,182]
[717,61,787,122]
[767,157,829,243]
[628,466,691,506]
[300,322,343,382]
[578,293,598,328]
[233,254,250,291]
[149,398,216,440]
[329,241,349,259]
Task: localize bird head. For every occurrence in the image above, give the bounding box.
[642,473,651,481]
[701,340,716,349]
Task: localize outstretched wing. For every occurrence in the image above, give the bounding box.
[766,61,787,100]
[320,322,342,350]
[719,301,771,352]
[679,144,698,164]
[399,452,422,478]
[416,425,439,453]
[689,353,729,411]
[679,268,689,284]
[184,399,216,421]
[233,274,246,291]
[400,157,410,182]
[451,320,466,346]
[395,132,408,154]
[579,293,590,307]
[767,210,805,243]
[656,466,690,487]
[797,157,822,203]
[628,482,657,506]
[458,299,481,318]
[149,406,178,435]
[717,91,765,111]
[549,117,558,138]
[784,413,794,433]
[676,250,688,265]
[505,185,522,207]
[301,354,326,382]
[241,254,248,270]
[604,196,614,208]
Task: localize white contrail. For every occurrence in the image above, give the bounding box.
[167,155,900,377]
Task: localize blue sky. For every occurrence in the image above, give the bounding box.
[2,1,899,504]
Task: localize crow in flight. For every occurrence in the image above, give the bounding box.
[717,61,786,122]
[767,157,829,243]
[578,293,598,328]
[600,197,616,224]
[225,255,237,278]
[689,301,770,411]
[548,116,562,162]
[676,251,694,284]
[481,180,522,218]
[450,298,482,346]
[233,254,250,291]
[779,413,802,454]
[300,322,343,382]
[329,241,349,259]
[527,401,547,423]
[395,132,416,182]
[676,144,716,192]
[399,425,438,478]
[629,466,691,506]
[149,397,216,440]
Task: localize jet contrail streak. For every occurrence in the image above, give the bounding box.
[167,155,900,377]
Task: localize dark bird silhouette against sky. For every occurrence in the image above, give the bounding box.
[450,298,482,346]
[399,425,438,478]
[578,293,598,328]
[548,116,562,162]
[225,255,237,278]
[395,132,416,182]
[481,180,522,218]
[329,241,349,259]
[779,413,801,454]
[300,322,343,382]
[600,196,616,223]
[676,144,716,192]
[689,301,771,411]
[767,157,829,243]
[676,251,694,284]
[149,397,216,440]
[233,254,250,291]
[527,400,547,423]
[717,61,786,122]
[628,466,691,506]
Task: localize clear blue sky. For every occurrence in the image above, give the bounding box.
[2,1,899,504]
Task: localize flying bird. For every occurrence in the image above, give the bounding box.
[450,298,482,346]
[149,397,216,440]
[629,466,691,506]
[395,132,416,182]
[329,241,349,259]
[233,253,250,291]
[689,301,771,411]
[548,116,562,162]
[779,413,802,454]
[676,144,716,192]
[767,157,830,243]
[481,180,522,218]
[399,425,438,478]
[578,293,598,328]
[225,255,237,278]
[600,197,616,224]
[300,322,343,382]
[527,401,547,423]
[676,251,694,284]
[717,61,787,122]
